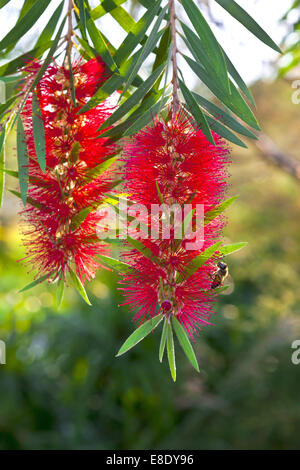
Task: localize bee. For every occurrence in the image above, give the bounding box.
[211,261,228,289]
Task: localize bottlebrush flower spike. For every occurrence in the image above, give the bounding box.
[115,108,238,378]
[19,58,118,298]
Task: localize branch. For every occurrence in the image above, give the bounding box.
[65,0,73,63]
[169,0,180,117]
[255,133,300,181]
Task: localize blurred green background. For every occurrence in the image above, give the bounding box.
[1,0,300,450]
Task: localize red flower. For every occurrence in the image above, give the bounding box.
[20,58,117,284]
[119,109,230,338]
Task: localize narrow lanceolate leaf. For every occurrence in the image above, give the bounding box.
[32,91,47,172]
[0,1,11,9]
[184,55,260,130]
[86,9,119,72]
[113,0,162,67]
[172,317,199,372]
[97,255,135,274]
[177,241,222,283]
[123,5,168,94]
[78,50,142,113]
[205,195,238,225]
[34,1,64,48]
[99,64,165,130]
[205,113,247,148]
[159,317,168,362]
[192,93,257,140]
[116,314,163,357]
[19,272,53,293]
[77,0,87,40]
[67,51,77,106]
[0,0,50,51]
[127,236,161,266]
[221,47,255,107]
[215,0,281,53]
[69,269,92,306]
[0,126,5,206]
[181,0,229,94]
[91,0,128,21]
[11,17,66,130]
[17,117,29,205]
[219,242,247,257]
[0,41,52,77]
[124,95,169,137]
[179,79,214,144]
[56,277,64,308]
[167,321,176,382]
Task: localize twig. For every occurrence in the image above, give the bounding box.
[169,0,180,117]
[65,0,73,64]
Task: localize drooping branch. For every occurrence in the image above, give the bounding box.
[256,133,300,181]
[169,0,180,117]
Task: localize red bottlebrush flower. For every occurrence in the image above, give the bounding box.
[20,58,118,284]
[119,109,231,338]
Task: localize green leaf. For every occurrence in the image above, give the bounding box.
[177,241,222,283]
[122,5,168,94]
[221,47,255,107]
[204,113,247,148]
[205,195,238,225]
[100,89,164,138]
[56,277,64,308]
[32,91,47,172]
[192,92,257,140]
[68,51,77,106]
[91,0,127,20]
[166,321,176,382]
[113,0,162,67]
[0,126,5,207]
[0,1,11,9]
[19,272,52,293]
[124,94,169,137]
[17,117,29,205]
[116,314,163,357]
[97,255,135,274]
[99,63,165,130]
[127,236,160,266]
[179,79,214,144]
[69,269,92,306]
[152,25,171,84]
[86,9,119,72]
[181,0,230,94]
[34,1,64,49]
[184,55,260,130]
[0,41,53,77]
[77,0,87,41]
[215,0,281,53]
[78,50,142,113]
[0,0,50,52]
[172,317,199,372]
[219,242,247,257]
[10,17,66,130]
[159,317,168,362]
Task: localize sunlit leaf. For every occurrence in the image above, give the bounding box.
[69,269,92,306]
[16,117,29,205]
[32,91,47,172]
[167,321,176,382]
[116,314,163,357]
[172,317,199,372]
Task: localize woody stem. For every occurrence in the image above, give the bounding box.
[65,0,73,62]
